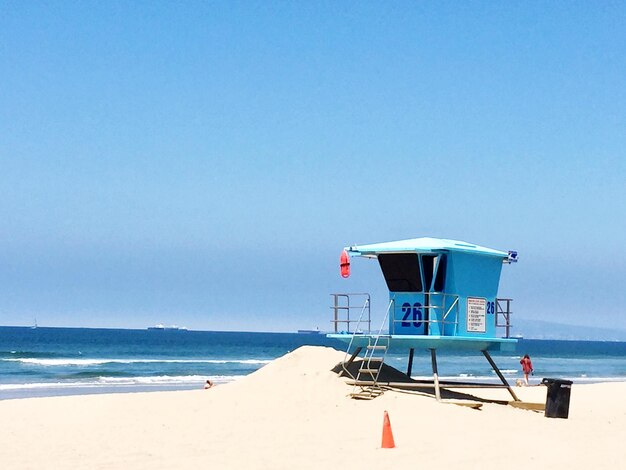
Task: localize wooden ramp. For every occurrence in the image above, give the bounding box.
[334,359,544,411]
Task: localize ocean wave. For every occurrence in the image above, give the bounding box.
[62,370,133,379]
[410,374,503,382]
[0,351,64,359]
[0,374,245,391]
[95,374,244,385]
[409,373,536,382]
[436,370,518,378]
[2,358,272,366]
[407,374,626,384]
[567,376,626,383]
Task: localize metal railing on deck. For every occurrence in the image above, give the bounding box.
[496,298,513,338]
[330,293,371,333]
[389,293,459,335]
[331,293,514,338]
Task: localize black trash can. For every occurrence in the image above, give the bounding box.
[542,378,573,419]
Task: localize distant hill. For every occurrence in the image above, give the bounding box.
[511,319,626,341]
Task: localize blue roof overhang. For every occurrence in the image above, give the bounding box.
[345,237,508,260]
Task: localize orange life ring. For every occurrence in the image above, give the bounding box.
[340,250,350,278]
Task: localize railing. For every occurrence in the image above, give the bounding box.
[340,297,394,390]
[330,293,371,333]
[495,298,513,338]
[389,293,459,335]
[336,293,374,381]
[375,297,394,339]
[332,293,513,338]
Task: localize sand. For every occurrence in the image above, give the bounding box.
[1,345,625,469]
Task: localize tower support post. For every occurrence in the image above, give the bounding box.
[407,348,415,377]
[338,347,362,377]
[430,348,441,402]
[482,349,520,402]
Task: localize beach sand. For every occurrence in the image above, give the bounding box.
[1,345,624,469]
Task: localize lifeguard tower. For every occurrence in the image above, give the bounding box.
[328,237,520,401]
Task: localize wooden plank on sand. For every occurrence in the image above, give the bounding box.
[508,401,545,411]
[442,400,483,409]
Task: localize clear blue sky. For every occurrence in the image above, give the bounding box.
[1,1,625,332]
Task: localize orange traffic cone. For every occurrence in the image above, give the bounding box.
[381,410,395,448]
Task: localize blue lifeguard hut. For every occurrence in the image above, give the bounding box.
[328,237,520,401]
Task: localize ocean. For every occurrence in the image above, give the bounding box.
[2,326,626,400]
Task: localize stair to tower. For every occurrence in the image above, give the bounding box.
[348,336,390,400]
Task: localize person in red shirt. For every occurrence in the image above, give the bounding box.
[520,354,533,386]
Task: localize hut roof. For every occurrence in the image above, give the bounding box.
[346,237,508,259]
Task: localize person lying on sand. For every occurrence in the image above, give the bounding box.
[204,379,213,389]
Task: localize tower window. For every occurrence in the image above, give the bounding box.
[378,253,423,292]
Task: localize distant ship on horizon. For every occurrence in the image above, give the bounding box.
[147,324,188,331]
[297,328,320,334]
